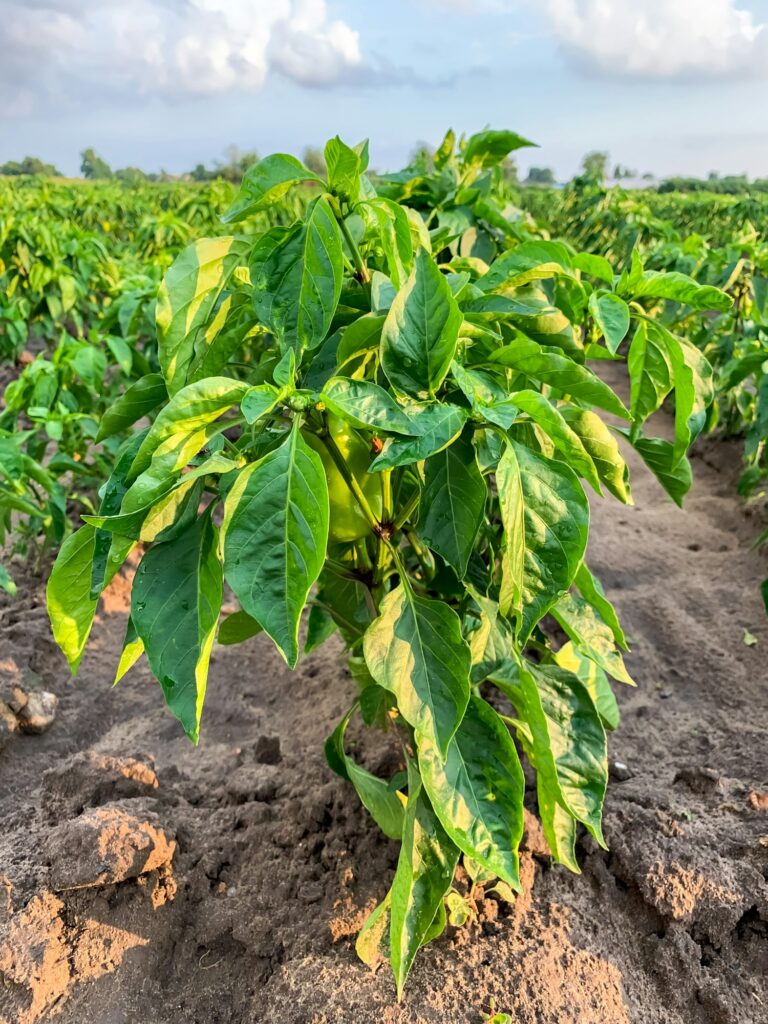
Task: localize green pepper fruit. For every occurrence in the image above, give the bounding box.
[305,415,383,543]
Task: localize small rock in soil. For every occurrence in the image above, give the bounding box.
[674,766,722,794]
[17,691,58,734]
[254,734,281,765]
[611,761,633,781]
[48,801,175,890]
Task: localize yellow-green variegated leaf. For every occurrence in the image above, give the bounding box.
[363,584,471,757]
[497,441,589,642]
[127,377,248,482]
[418,696,525,889]
[560,406,632,505]
[157,236,249,394]
[47,525,99,674]
[389,763,459,999]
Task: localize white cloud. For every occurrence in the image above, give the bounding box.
[0,0,364,117]
[544,0,767,79]
[423,0,520,11]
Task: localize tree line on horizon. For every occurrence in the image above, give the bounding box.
[2,144,768,195]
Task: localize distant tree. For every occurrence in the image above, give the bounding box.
[409,141,435,172]
[115,166,147,185]
[187,148,259,184]
[659,174,752,195]
[613,164,638,180]
[581,150,609,182]
[302,146,326,178]
[80,148,113,179]
[0,155,61,176]
[525,166,556,186]
[500,156,518,186]
[215,145,259,183]
[190,163,213,182]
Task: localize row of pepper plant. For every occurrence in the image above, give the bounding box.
[0,176,303,593]
[523,177,768,608]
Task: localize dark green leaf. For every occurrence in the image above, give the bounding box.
[305,602,336,653]
[132,513,222,742]
[241,384,282,425]
[322,377,415,435]
[222,153,323,223]
[616,429,692,507]
[315,567,372,647]
[450,362,518,430]
[381,248,461,399]
[417,433,486,577]
[627,320,672,426]
[96,374,168,443]
[325,705,405,841]
[217,609,263,645]
[222,421,329,667]
[463,129,536,169]
[324,136,361,202]
[250,196,343,354]
[369,404,468,471]
[589,292,630,355]
[495,659,607,870]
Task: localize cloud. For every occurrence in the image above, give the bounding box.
[424,0,517,10]
[0,0,364,117]
[543,0,767,79]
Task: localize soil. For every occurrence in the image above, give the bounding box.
[1,375,767,1024]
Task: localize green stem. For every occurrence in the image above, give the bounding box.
[381,469,393,521]
[393,489,420,531]
[404,527,434,582]
[337,212,370,284]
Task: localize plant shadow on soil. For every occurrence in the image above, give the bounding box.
[1,366,767,1024]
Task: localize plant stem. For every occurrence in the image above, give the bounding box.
[393,489,420,530]
[337,212,370,284]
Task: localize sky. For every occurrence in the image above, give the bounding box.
[2,0,768,180]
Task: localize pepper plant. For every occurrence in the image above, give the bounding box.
[46,132,729,996]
